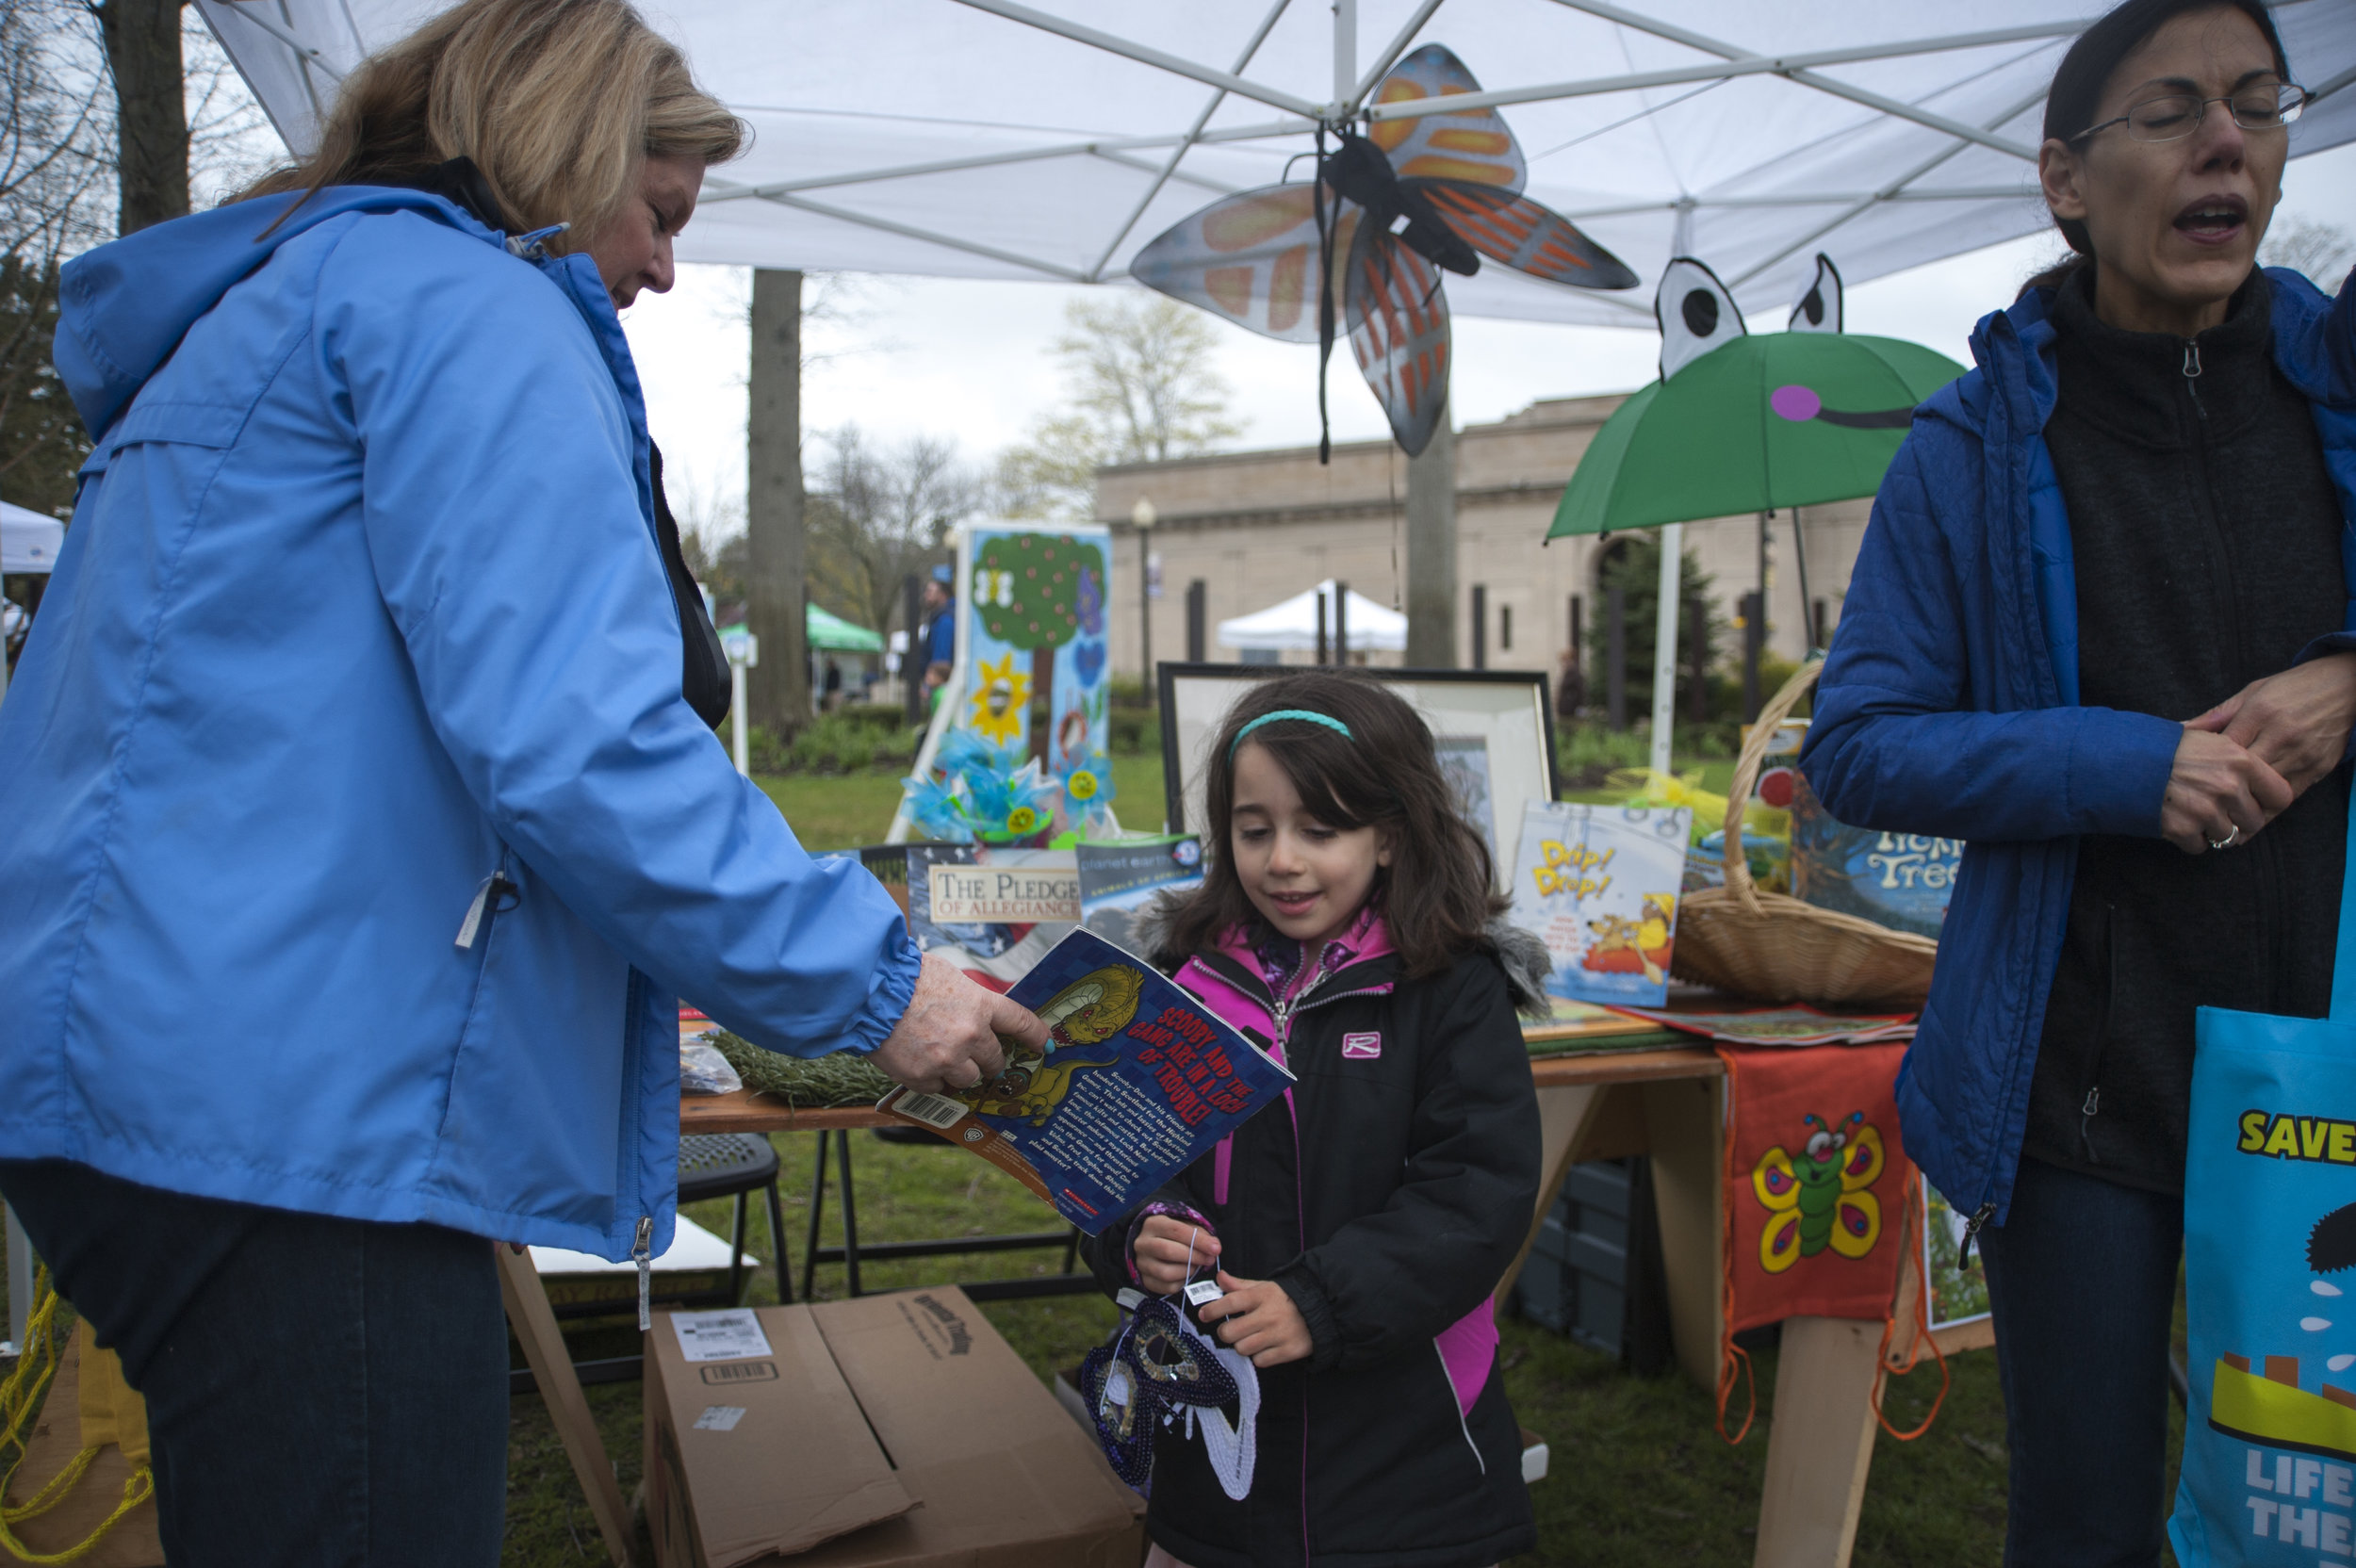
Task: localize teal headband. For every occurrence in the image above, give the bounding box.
[1230,709,1353,759]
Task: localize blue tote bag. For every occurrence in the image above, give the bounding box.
[2172,792,2356,1565]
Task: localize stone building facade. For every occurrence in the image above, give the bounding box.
[1091,394,1874,698]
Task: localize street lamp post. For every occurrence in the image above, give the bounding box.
[1132,497,1156,694]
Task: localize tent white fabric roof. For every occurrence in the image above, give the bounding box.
[1220,580,1408,652]
[1,502,62,576]
[196,1,2356,327]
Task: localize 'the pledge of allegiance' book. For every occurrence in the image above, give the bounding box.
[876,928,1294,1234]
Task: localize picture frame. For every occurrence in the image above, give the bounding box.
[1154,663,1559,893]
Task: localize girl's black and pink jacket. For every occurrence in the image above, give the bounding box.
[1082,901,1548,1568]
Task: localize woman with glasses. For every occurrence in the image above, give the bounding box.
[1801,0,2351,1560]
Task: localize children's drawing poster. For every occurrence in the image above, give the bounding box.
[1507,800,1692,1007]
[896,525,1116,844]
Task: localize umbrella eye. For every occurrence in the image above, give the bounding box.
[1682,289,1719,336]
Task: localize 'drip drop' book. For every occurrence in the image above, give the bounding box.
[876,928,1293,1234]
[1507,800,1693,1007]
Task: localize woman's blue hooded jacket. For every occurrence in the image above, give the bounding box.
[0,189,921,1261]
[1800,265,2356,1233]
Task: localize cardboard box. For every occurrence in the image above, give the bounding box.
[646,1288,1145,1568]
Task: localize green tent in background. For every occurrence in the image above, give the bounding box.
[719,606,886,655]
[1546,332,1964,540]
[805,604,884,654]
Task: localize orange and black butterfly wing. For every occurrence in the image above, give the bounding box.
[1342,221,1451,457]
[1366,44,1526,195]
[1129,183,1360,344]
[1411,179,1639,291]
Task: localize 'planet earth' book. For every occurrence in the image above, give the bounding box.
[877,928,1293,1234]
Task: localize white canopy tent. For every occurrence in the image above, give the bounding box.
[196,0,2356,772]
[1,501,62,576]
[199,0,2356,324]
[1219,579,1409,654]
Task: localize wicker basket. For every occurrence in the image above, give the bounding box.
[1669,660,1939,1010]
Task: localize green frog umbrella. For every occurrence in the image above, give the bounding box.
[1548,254,1965,540]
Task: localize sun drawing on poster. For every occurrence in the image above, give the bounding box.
[969,652,1031,746]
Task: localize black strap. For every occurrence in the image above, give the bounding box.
[650,444,731,731]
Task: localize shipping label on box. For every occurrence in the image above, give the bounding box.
[1508,800,1693,1007]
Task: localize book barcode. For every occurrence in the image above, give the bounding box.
[894,1091,968,1130]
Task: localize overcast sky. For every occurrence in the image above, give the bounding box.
[623,141,2356,535]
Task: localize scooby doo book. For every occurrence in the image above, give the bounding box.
[876,928,1293,1234]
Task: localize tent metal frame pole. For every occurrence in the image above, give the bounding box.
[748,189,1091,282]
[1332,0,1355,110]
[1087,0,1294,281]
[1087,148,1237,197]
[1350,0,1448,108]
[947,0,1327,120]
[1727,80,2049,286]
[1537,0,2049,159]
[1363,17,2082,127]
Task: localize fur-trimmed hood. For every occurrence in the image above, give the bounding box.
[1125,889,1555,1021]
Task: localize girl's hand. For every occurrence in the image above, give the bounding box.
[2157,727,2292,856]
[1134,1215,1219,1296]
[2188,653,2356,801]
[1197,1271,1312,1367]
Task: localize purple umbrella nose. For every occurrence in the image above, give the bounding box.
[1770,384,1822,422]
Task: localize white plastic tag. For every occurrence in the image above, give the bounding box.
[1185,1279,1226,1308]
[1104,1366,1132,1408]
[1116,1287,1146,1311]
[693,1405,747,1432]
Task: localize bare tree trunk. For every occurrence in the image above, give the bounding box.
[746,269,810,735]
[97,0,190,236]
[1404,415,1457,667]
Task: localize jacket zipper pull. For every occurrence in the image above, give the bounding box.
[633,1216,654,1331]
[1956,1200,1997,1271]
[2183,340,2201,379]
[454,871,520,950]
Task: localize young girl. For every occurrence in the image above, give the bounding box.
[1086,669,1549,1568]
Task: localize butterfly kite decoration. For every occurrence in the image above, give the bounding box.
[1131,44,1639,459]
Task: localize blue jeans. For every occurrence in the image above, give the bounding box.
[1978,1154,2183,1568]
[0,1159,507,1566]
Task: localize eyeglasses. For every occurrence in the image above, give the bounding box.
[2072,82,2310,143]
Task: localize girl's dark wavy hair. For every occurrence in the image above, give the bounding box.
[2021,0,2291,296]
[1159,669,1509,979]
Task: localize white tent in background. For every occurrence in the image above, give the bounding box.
[1,502,61,576]
[1220,580,1407,655]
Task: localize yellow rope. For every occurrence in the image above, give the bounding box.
[0,1270,155,1563]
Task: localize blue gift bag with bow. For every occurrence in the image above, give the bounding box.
[2171,795,2356,1565]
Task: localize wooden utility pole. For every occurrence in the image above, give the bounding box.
[1404,416,1457,667]
[746,270,810,734]
[97,0,191,236]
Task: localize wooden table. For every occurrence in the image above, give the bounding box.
[680,1040,1983,1568]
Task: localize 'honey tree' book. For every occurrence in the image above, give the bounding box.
[877,928,1294,1233]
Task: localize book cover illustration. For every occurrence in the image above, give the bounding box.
[905,844,1081,984]
[1076,837,1204,952]
[1507,800,1693,1007]
[1598,1004,1917,1048]
[877,928,1293,1234]
[1789,771,1958,939]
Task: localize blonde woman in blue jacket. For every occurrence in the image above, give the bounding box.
[0,2,1043,1558]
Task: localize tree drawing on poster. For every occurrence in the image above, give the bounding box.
[900,527,1116,844]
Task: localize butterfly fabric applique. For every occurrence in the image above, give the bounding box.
[1130,44,1638,458]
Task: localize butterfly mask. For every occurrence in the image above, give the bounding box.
[1131,44,1638,459]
